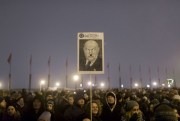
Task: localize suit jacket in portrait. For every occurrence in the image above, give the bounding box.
[79,57,102,71]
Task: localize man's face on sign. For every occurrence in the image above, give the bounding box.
[83,40,100,62]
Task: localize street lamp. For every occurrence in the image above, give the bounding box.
[56,82,60,86]
[100,82,105,88]
[147,84,150,88]
[152,82,157,87]
[40,80,45,91]
[87,81,92,86]
[162,83,165,87]
[121,84,124,88]
[134,83,139,88]
[73,75,79,90]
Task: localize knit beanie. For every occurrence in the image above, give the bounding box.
[125,100,139,112]
[75,92,85,103]
[47,99,54,106]
[154,103,177,121]
[38,111,51,121]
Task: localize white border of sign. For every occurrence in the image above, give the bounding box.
[77,32,104,74]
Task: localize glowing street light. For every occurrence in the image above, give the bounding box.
[73,74,79,90]
[55,82,60,87]
[40,80,45,91]
[73,75,79,81]
[134,83,139,87]
[152,82,157,86]
[87,81,92,86]
[147,84,150,88]
[121,84,124,88]
[100,82,105,88]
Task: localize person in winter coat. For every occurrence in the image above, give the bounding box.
[21,95,45,121]
[101,91,122,121]
[64,92,85,121]
[121,100,145,121]
[2,103,21,121]
[82,100,102,121]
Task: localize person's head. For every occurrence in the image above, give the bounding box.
[7,104,17,116]
[16,96,24,108]
[46,92,54,101]
[92,101,102,116]
[84,100,102,119]
[46,99,54,111]
[149,99,159,112]
[106,92,116,105]
[0,97,6,109]
[154,103,178,121]
[83,40,100,62]
[126,100,140,115]
[33,95,44,111]
[68,94,74,106]
[75,93,85,108]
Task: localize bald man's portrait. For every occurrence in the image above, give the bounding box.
[78,39,103,72]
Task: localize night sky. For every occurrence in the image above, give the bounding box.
[0,0,180,89]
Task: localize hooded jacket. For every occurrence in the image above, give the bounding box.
[101,91,122,121]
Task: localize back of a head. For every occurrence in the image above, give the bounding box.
[154,103,177,121]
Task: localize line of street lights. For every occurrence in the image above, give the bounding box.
[36,77,176,91]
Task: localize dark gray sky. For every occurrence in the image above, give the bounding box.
[0,0,180,89]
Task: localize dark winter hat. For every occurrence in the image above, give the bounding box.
[151,99,159,105]
[16,96,23,102]
[46,99,54,106]
[150,99,160,108]
[154,103,177,121]
[75,92,84,102]
[33,95,44,103]
[125,100,139,112]
[116,93,123,100]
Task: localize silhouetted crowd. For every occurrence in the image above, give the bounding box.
[0,87,180,121]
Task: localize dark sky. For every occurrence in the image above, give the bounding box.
[0,0,180,89]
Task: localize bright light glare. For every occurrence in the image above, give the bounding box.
[80,83,82,87]
[162,84,165,87]
[40,80,45,85]
[147,84,150,88]
[121,84,124,88]
[56,82,60,87]
[153,82,157,86]
[73,75,79,81]
[100,82,105,87]
[87,81,92,86]
[134,83,139,87]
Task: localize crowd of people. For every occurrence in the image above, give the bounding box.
[0,87,180,121]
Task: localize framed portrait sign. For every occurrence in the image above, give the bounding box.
[77,32,104,74]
